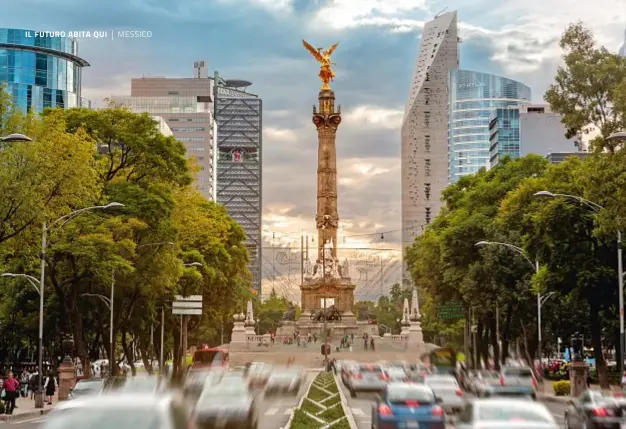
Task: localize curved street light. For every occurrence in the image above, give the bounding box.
[0,133,33,143]
[534,190,624,374]
[184,262,203,267]
[475,240,552,364]
[1,273,41,294]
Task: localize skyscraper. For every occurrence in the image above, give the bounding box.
[448,70,530,183]
[401,12,459,257]
[113,61,216,201]
[619,28,626,57]
[212,74,263,293]
[0,28,90,112]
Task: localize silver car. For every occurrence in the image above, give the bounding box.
[265,368,303,396]
[348,364,387,398]
[424,374,465,413]
[195,374,258,429]
[455,398,558,429]
[43,393,193,429]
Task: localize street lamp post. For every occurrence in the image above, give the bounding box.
[1,201,123,408]
[534,189,624,374]
[475,241,550,363]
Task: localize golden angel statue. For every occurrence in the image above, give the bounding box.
[302,40,339,90]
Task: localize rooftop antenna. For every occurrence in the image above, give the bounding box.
[434,6,448,18]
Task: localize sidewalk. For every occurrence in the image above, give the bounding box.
[0,393,58,422]
[538,379,620,404]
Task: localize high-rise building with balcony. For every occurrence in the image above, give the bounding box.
[401,12,459,254]
[448,70,530,183]
[0,28,90,112]
[112,61,216,201]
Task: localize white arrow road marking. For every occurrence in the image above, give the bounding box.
[351,408,365,416]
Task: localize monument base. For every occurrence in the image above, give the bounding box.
[408,322,425,353]
[231,321,247,343]
[569,361,589,397]
[58,356,75,401]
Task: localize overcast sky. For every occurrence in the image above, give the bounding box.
[3,0,623,299]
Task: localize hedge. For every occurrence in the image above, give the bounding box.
[553,380,571,396]
[289,372,350,429]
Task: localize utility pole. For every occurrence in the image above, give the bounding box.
[159,305,164,374]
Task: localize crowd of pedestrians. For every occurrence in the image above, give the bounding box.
[0,367,57,414]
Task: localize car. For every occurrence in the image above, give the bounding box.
[496,366,538,399]
[43,393,193,429]
[69,379,103,399]
[348,364,388,398]
[246,363,272,389]
[371,383,445,429]
[264,367,302,396]
[473,370,501,397]
[384,367,409,383]
[119,376,164,393]
[455,398,558,429]
[423,374,464,413]
[195,374,258,429]
[340,361,358,386]
[184,370,217,401]
[564,389,626,429]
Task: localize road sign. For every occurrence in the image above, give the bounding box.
[172,308,202,315]
[437,301,464,320]
[172,301,203,309]
[173,295,202,315]
[174,295,202,301]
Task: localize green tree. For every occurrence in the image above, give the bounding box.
[544,22,626,152]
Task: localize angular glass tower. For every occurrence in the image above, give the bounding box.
[448,70,530,183]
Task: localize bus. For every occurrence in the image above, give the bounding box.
[190,346,229,371]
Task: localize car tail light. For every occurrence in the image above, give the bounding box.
[532,378,537,389]
[432,406,444,417]
[592,408,614,417]
[455,388,463,396]
[378,404,393,416]
[405,400,420,406]
[500,376,504,386]
[352,373,362,380]
[623,371,626,377]
[380,373,389,380]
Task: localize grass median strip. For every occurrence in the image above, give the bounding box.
[289,372,351,429]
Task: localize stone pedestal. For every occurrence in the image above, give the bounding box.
[569,361,589,397]
[400,324,410,335]
[245,324,256,335]
[232,321,247,342]
[408,322,425,353]
[58,357,75,401]
[276,321,296,339]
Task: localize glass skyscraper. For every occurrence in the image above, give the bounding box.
[0,28,90,112]
[448,70,530,183]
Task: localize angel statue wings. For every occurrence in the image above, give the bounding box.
[302,40,340,90]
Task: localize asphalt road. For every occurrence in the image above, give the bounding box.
[4,373,316,429]
[336,377,570,429]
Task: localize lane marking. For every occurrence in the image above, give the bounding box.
[351,408,365,416]
[10,417,45,425]
[284,409,293,415]
[265,408,279,416]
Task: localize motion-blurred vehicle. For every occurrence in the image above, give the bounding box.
[246,363,272,389]
[384,366,410,383]
[424,374,464,413]
[473,370,501,397]
[422,347,457,380]
[195,374,258,429]
[496,366,538,399]
[564,390,626,429]
[264,367,302,396]
[69,379,103,399]
[119,376,164,393]
[43,393,193,429]
[371,383,445,429]
[102,376,127,393]
[191,346,229,372]
[340,361,358,386]
[455,398,558,429]
[348,364,388,398]
[184,370,216,401]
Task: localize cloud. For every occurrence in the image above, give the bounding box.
[264,127,298,142]
[343,105,404,130]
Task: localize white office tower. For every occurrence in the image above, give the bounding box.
[401,11,460,281]
[619,29,626,57]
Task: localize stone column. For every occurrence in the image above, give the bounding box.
[569,361,589,397]
[57,336,76,401]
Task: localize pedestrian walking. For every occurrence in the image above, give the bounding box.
[3,372,20,414]
[28,371,38,399]
[20,370,29,398]
[44,371,56,405]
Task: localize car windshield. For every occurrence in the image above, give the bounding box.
[425,377,456,386]
[480,371,499,379]
[359,365,383,373]
[122,378,159,392]
[477,403,553,423]
[503,368,533,378]
[74,381,102,391]
[43,407,163,429]
[387,386,435,404]
[208,377,248,394]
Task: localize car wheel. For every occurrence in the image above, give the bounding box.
[531,393,537,400]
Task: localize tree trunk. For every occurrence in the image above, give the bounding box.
[121,328,136,376]
[501,303,514,364]
[72,292,91,379]
[489,313,500,370]
[481,316,490,366]
[476,320,484,368]
[590,302,609,388]
[139,345,153,375]
[614,328,621,374]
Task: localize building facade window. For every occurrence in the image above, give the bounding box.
[425,183,431,200]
